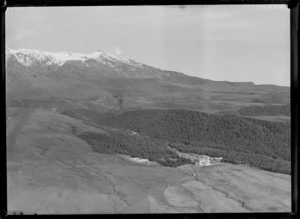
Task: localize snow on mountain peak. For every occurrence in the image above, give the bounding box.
[6,48,141,67]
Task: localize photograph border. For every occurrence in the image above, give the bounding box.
[1,0,298,218]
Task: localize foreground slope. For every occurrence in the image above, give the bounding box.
[7,108,291,213]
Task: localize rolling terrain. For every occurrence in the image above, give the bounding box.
[7,108,291,213]
[6,49,291,213]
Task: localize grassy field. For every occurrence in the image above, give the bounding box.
[7,108,291,214]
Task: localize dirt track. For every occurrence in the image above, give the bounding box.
[7,108,291,214]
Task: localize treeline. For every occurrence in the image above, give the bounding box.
[75,130,192,167]
[99,109,291,174]
[169,142,290,174]
[238,104,290,116]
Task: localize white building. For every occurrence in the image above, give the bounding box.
[196,156,211,166]
[211,157,223,162]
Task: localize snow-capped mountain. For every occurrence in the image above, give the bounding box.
[5,48,290,110]
[6,49,142,68]
[5,48,192,82]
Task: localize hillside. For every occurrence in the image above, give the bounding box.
[6,48,291,174]
[7,108,291,213]
[238,104,290,116]
[97,109,290,174]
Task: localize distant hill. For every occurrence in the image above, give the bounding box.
[239,104,290,116]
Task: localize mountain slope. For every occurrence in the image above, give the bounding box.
[6,49,290,114]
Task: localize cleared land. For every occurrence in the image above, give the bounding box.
[7,108,291,214]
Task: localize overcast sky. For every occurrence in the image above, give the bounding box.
[6,5,290,86]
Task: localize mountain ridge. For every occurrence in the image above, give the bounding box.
[6,48,289,88]
[6,48,142,68]
[6,48,290,114]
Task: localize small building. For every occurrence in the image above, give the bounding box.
[130,157,149,163]
[211,157,223,162]
[195,156,211,166]
[129,131,139,136]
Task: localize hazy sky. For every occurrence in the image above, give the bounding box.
[6,5,290,86]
